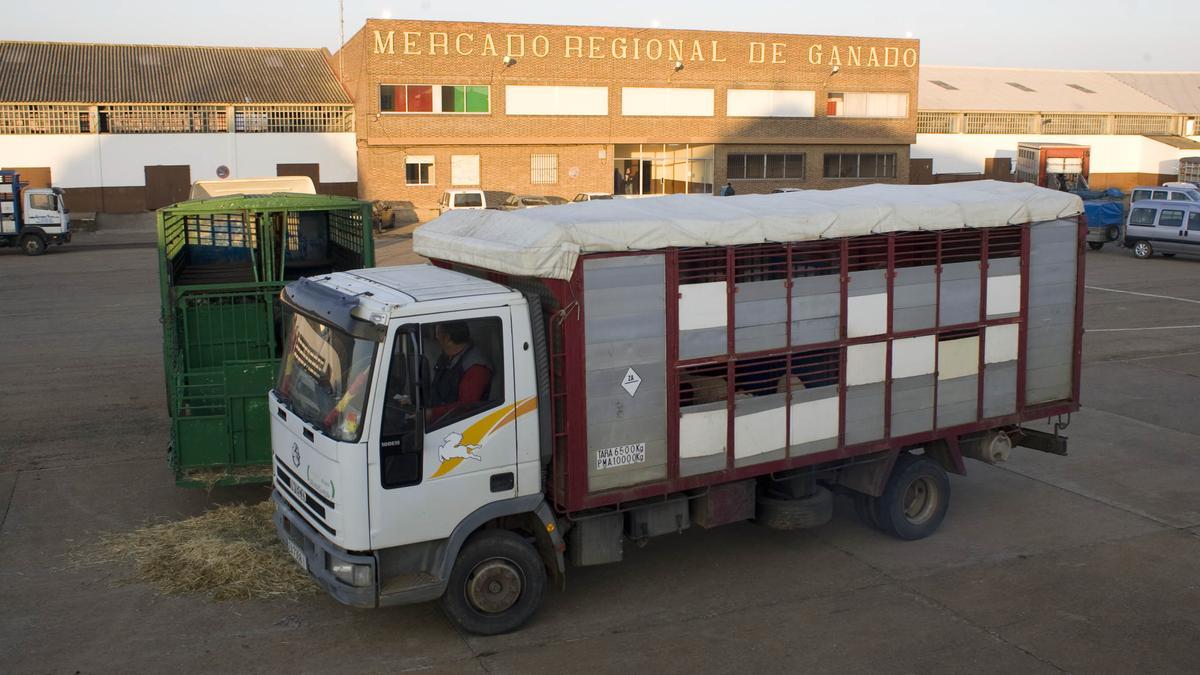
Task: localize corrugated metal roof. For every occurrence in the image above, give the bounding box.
[920,66,1180,114]
[1106,72,1200,116]
[0,41,350,104]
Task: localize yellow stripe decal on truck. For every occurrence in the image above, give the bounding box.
[430,396,537,478]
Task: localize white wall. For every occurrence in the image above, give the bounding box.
[0,132,357,188]
[913,133,1200,177]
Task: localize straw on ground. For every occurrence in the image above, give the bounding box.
[74,500,316,600]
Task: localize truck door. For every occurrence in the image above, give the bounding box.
[369,308,517,550]
[23,191,61,226]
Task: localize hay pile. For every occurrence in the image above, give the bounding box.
[77,500,317,600]
[182,465,274,490]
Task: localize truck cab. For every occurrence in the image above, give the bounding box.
[271,265,555,633]
[1,171,71,255]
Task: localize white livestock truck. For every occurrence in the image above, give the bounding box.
[269,181,1085,634]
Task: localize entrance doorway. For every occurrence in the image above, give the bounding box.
[613,144,714,196]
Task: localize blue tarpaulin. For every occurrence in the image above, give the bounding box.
[1083,200,1124,229]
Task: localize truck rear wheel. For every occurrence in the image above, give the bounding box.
[441,529,546,635]
[756,486,833,531]
[20,234,46,256]
[1087,241,1104,251]
[874,455,950,541]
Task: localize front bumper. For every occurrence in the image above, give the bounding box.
[272,490,377,608]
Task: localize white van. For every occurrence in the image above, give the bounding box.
[438,190,487,214]
[1123,200,1200,259]
[1130,185,1200,205]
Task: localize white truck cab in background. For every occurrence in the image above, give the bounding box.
[1,171,71,255]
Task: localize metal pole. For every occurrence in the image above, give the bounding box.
[338,0,345,81]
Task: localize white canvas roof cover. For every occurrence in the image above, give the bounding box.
[413,181,1083,281]
[189,176,316,199]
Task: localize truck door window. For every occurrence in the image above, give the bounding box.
[29,193,55,211]
[380,328,423,488]
[422,317,505,432]
[1159,210,1185,229]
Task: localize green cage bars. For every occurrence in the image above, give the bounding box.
[156,193,374,487]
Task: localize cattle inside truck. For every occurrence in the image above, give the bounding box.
[269,181,1085,635]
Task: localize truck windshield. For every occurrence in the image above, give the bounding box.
[276,313,377,442]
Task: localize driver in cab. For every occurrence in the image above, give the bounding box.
[427,322,493,426]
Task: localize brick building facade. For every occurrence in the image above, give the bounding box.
[337,19,919,212]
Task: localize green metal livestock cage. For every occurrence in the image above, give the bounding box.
[157,193,374,486]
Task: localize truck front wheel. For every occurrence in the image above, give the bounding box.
[441,529,546,635]
[20,234,46,256]
[874,454,950,541]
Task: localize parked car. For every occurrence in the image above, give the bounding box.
[500,194,565,210]
[1123,199,1200,259]
[438,190,487,214]
[1130,184,1200,205]
[770,188,805,193]
[572,192,613,202]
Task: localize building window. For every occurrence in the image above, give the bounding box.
[726,154,805,180]
[823,153,897,179]
[233,105,352,133]
[406,155,434,185]
[825,92,908,118]
[100,105,227,133]
[380,84,489,114]
[531,154,558,184]
[451,155,480,186]
[0,104,91,135]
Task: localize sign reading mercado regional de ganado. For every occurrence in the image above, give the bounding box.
[371,29,918,69]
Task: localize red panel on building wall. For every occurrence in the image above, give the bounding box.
[406,85,433,112]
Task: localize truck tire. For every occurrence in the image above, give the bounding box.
[1106,225,1120,242]
[20,234,46,256]
[440,529,547,635]
[874,454,950,541]
[853,492,883,530]
[1087,241,1103,251]
[756,486,833,531]
[1132,240,1153,259]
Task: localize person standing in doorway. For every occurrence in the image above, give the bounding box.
[720,182,736,196]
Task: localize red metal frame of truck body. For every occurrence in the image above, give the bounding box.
[437,219,1085,515]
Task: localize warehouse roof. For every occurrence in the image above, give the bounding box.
[0,41,350,104]
[920,66,1179,114]
[414,181,1083,280]
[1106,72,1200,116]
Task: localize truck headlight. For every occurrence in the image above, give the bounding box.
[328,558,372,587]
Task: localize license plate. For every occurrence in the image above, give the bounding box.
[286,538,308,572]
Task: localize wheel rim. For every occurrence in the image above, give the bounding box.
[1135,242,1150,257]
[24,239,39,253]
[902,476,939,525]
[465,558,523,614]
